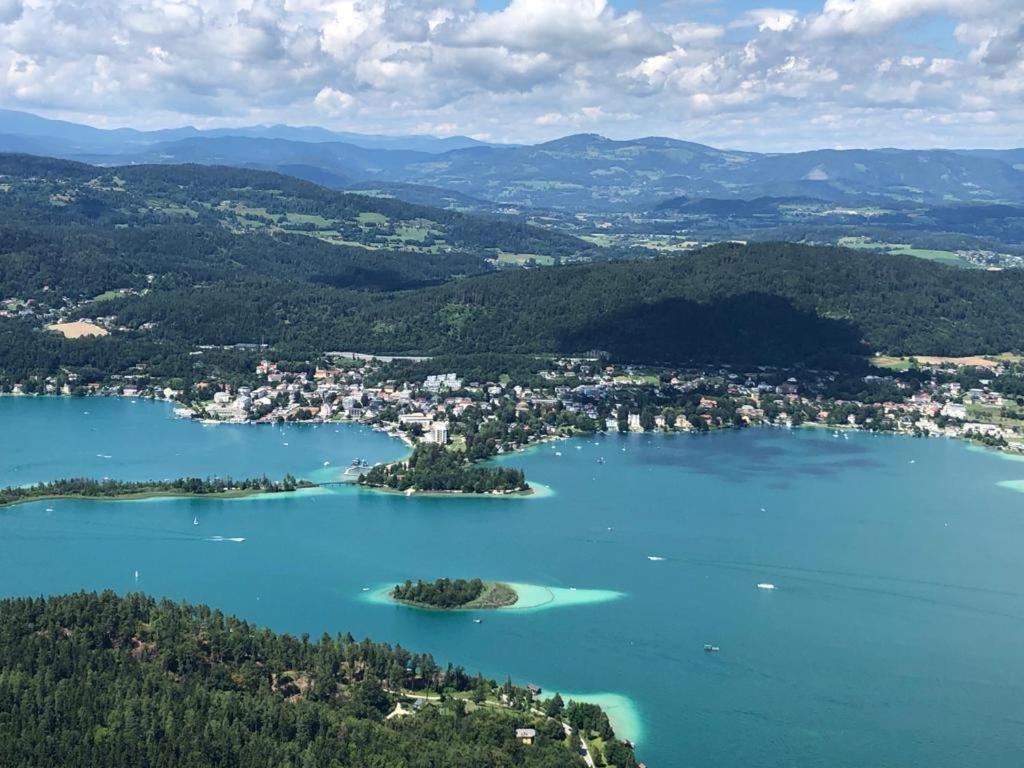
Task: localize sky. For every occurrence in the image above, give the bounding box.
[0,0,1022,150]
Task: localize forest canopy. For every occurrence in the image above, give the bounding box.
[0,592,628,768]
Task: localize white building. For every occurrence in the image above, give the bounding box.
[427,421,450,445]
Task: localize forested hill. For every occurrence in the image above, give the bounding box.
[0,592,613,768]
[0,153,591,292]
[71,243,1024,365]
[6,240,1024,385]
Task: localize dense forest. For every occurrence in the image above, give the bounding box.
[7,155,1024,385]
[79,243,1024,361]
[0,592,625,767]
[359,444,529,494]
[0,475,308,507]
[8,240,1024,385]
[393,578,487,608]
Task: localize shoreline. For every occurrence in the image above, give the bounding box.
[0,484,323,510]
[0,488,266,509]
[362,581,625,613]
[355,482,536,499]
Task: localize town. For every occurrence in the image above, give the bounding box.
[9,347,1024,462]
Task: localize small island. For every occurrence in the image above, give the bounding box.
[359,444,529,495]
[392,578,520,609]
[0,474,314,508]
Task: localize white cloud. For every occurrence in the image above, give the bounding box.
[733,8,799,33]
[0,0,1020,150]
[314,86,355,115]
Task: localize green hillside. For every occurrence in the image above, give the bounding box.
[0,592,614,768]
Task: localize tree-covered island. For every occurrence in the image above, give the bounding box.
[0,474,312,508]
[392,578,520,609]
[358,443,529,495]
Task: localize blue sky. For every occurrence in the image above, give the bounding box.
[0,0,1021,150]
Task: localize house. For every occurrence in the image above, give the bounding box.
[628,413,642,432]
[515,728,537,746]
[526,683,542,697]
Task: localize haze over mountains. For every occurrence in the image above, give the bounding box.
[4,110,1024,213]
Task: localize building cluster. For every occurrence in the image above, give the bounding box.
[153,355,1024,456]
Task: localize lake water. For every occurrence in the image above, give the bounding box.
[3,395,1024,767]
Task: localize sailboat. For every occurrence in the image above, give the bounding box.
[193,516,199,526]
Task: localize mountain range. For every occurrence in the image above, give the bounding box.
[3,110,1024,213]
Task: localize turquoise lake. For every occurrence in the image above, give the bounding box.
[3,395,1024,766]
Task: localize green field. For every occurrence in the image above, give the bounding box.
[357,211,388,225]
[496,251,555,266]
[838,237,973,268]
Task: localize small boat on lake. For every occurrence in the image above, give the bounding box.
[473,618,483,624]
[704,644,720,653]
[757,583,776,590]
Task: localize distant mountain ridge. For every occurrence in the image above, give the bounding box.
[0,109,489,155]
[2,109,1024,212]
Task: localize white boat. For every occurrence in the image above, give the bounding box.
[703,644,720,653]
[473,618,483,624]
[193,516,199,526]
[647,555,665,562]
[323,460,330,466]
[757,583,776,590]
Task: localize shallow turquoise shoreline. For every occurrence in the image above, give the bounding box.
[548,690,644,745]
[360,581,624,613]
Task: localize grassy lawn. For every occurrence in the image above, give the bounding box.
[613,374,660,385]
[967,404,1024,429]
[837,237,973,268]
[284,212,334,226]
[357,211,389,225]
[395,225,432,242]
[888,247,971,267]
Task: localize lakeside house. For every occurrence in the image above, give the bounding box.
[515,728,537,746]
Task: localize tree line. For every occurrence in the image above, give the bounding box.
[360,444,529,494]
[0,474,307,507]
[392,578,486,608]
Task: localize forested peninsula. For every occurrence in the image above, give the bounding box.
[392,578,520,609]
[0,475,311,508]
[0,592,637,768]
[359,444,530,495]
